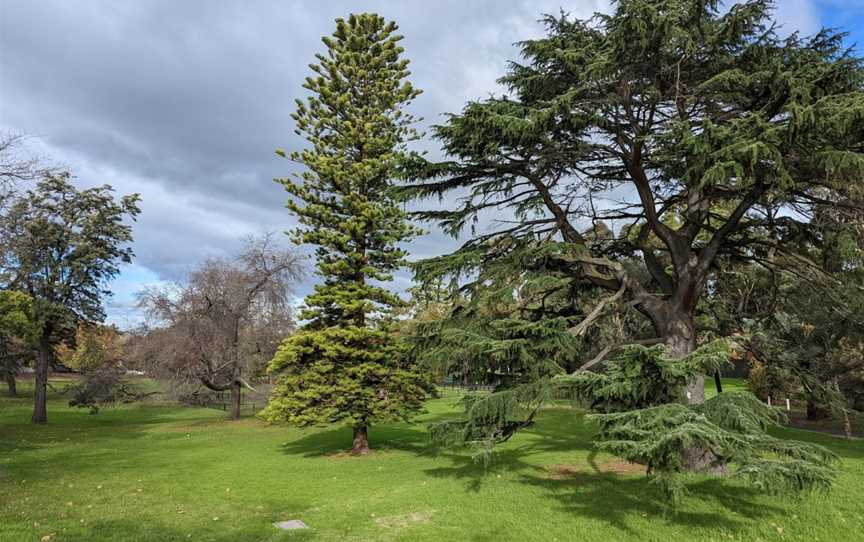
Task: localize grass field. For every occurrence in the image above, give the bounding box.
[1,378,862,542]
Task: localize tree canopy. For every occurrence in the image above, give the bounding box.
[405,0,864,403]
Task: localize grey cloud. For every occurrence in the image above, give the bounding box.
[2,0,606,279]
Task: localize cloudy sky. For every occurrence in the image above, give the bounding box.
[1,0,862,328]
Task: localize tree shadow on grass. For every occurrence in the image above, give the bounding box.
[418,415,598,492]
[516,460,786,537]
[276,407,597,493]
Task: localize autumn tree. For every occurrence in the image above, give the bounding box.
[0,172,140,423]
[138,235,302,420]
[261,13,433,454]
[56,324,124,372]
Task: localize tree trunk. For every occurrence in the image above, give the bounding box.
[5,372,17,397]
[32,327,51,424]
[663,314,704,405]
[806,401,831,421]
[228,380,241,420]
[351,424,370,455]
[681,446,729,475]
[662,313,727,473]
[228,316,242,421]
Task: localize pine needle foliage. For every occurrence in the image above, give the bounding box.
[263,326,431,427]
[591,392,837,503]
[575,344,837,502]
[263,14,433,447]
[429,380,554,462]
[402,0,864,412]
[558,340,731,411]
[409,313,578,387]
[432,339,837,502]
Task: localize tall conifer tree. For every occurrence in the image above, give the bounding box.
[262,13,432,454]
[404,0,862,482]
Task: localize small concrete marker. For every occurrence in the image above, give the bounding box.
[274,519,308,530]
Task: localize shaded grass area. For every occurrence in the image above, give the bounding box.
[1,379,862,541]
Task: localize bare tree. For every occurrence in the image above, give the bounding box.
[0,132,53,209]
[137,235,304,419]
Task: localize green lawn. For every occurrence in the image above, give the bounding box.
[1,379,862,542]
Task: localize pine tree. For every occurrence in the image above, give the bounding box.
[402,0,863,475]
[262,13,433,455]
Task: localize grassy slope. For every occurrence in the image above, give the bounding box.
[1,379,862,542]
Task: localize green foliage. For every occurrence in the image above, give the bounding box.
[592,392,837,503]
[0,172,140,325]
[267,14,431,438]
[559,340,731,411]
[409,314,577,387]
[434,339,837,502]
[743,269,864,415]
[402,2,864,428]
[0,290,34,339]
[0,289,35,381]
[429,380,553,461]
[574,346,838,503]
[274,12,421,328]
[0,171,139,420]
[261,326,433,427]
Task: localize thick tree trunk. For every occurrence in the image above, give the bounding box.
[32,327,51,424]
[662,313,727,473]
[351,424,370,455]
[5,372,17,397]
[228,380,242,420]
[681,446,729,475]
[663,314,704,405]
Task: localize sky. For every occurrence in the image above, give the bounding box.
[1,0,862,328]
